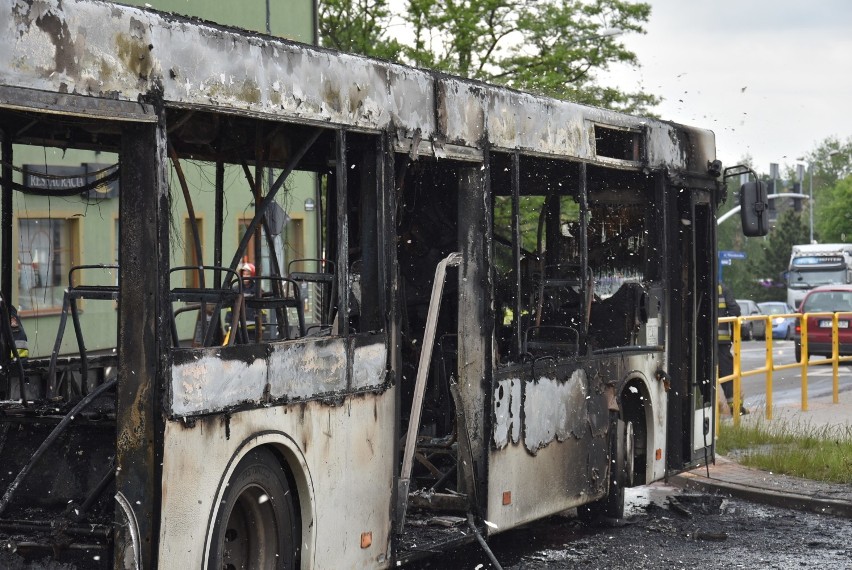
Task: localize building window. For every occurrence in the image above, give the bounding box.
[18,218,77,312]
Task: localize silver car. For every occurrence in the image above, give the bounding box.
[736,299,767,341]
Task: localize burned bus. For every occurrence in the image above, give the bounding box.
[0,1,766,568]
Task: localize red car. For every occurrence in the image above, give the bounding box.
[794,284,852,362]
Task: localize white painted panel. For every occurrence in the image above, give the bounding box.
[268,339,347,399]
[693,406,713,452]
[171,354,267,416]
[351,342,387,390]
[159,391,396,569]
[523,370,588,454]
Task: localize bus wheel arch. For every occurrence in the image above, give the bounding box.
[205,436,315,570]
[620,376,650,487]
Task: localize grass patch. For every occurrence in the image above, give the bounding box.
[717,417,852,484]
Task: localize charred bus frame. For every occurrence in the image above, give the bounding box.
[0,1,765,568]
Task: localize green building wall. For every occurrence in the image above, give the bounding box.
[121,0,316,42]
[9,0,318,357]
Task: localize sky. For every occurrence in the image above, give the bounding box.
[601,0,852,174]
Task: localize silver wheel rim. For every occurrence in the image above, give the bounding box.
[624,421,635,487]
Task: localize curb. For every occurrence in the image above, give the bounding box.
[670,471,852,519]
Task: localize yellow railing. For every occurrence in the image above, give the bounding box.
[717,311,852,427]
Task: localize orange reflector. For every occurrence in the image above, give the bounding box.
[361,531,372,549]
[502,491,512,505]
[655,448,662,460]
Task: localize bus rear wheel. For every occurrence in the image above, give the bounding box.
[209,448,299,570]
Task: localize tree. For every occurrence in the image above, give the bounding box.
[798,135,852,242]
[318,0,402,61]
[816,176,852,242]
[717,166,810,303]
[748,209,810,302]
[318,0,660,115]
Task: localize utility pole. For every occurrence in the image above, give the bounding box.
[797,160,815,244]
[808,164,814,243]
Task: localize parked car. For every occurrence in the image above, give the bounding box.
[794,284,852,362]
[758,301,797,340]
[736,299,766,340]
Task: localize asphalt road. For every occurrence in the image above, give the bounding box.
[735,338,852,408]
[408,484,852,569]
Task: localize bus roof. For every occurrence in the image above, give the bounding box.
[0,0,715,173]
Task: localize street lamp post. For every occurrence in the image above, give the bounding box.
[797,159,814,244]
[808,164,814,243]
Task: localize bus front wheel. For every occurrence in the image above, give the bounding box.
[209,448,299,570]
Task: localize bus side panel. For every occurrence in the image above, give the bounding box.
[486,366,608,530]
[487,431,599,530]
[158,390,396,569]
[486,352,667,531]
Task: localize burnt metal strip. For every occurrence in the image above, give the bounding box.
[1,131,12,305]
[336,129,349,339]
[228,129,322,273]
[0,519,112,538]
[511,151,522,357]
[0,86,157,122]
[0,378,117,516]
[579,162,590,332]
[214,161,224,287]
[116,118,169,569]
[239,161,287,282]
[168,142,205,288]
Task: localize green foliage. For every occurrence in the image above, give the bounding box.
[318,0,402,60]
[717,141,851,303]
[749,209,810,302]
[816,176,852,242]
[318,0,659,114]
[797,135,852,242]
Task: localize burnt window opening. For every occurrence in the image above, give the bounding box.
[586,167,658,350]
[594,125,644,162]
[490,154,585,364]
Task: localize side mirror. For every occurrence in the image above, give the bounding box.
[740,181,768,237]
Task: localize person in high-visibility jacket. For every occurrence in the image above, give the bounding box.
[717,282,740,405]
[8,305,28,361]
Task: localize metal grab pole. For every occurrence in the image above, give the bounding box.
[396,252,462,529]
[732,319,742,427]
[801,316,809,412]
[832,313,840,404]
[765,321,774,420]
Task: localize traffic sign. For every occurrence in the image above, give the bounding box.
[719,250,746,260]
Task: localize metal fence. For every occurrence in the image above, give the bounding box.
[717,311,852,427]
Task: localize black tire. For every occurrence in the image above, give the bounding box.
[209,448,299,570]
[743,323,753,341]
[785,325,793,341]
[578,416,629,524]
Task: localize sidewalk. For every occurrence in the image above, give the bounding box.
[670,389,852,518]
[742,381,852,433]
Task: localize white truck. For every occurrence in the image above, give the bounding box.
[787,243,852,309]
